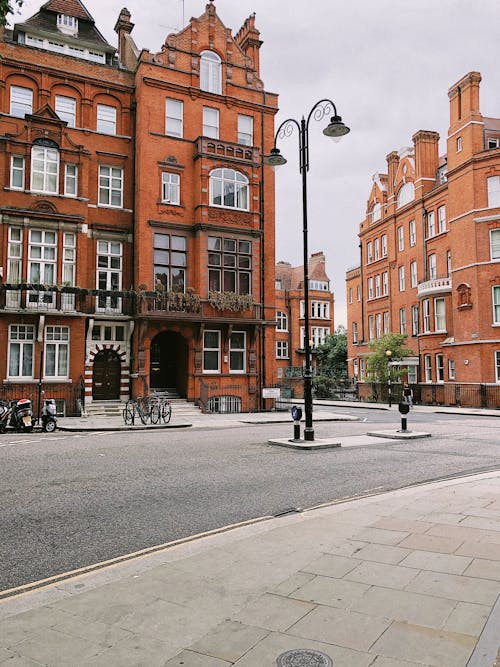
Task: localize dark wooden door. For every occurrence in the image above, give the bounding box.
[92,350,121,400]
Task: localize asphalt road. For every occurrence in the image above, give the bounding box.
[1,409,499,591]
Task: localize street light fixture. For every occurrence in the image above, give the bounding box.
[265,99,349,441]
[385,349,393,407]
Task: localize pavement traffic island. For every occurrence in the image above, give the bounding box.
[368,401,432,440]
[276,648,333,666]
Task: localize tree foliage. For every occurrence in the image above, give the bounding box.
[366,333,413,382]
[315,324,348,377]
[0,0,23,27]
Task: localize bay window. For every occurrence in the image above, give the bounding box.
[154,233,186,292]
[435,297,446,331]
[208,236,251,294]
[423,299,431,332]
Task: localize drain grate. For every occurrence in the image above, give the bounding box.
[276,648,333,666]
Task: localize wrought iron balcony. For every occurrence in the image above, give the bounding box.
[417,275,452,298]
[0,285,262,322]
[0,284,134,317]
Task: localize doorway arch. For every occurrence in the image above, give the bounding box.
[92,349,121,400]
[150,331,188,396]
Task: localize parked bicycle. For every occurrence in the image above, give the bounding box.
[123,395,172,425]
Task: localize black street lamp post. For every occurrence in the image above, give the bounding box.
[265,100,349,441]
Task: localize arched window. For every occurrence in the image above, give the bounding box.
[210,168,249,210]
[200,51,221,94]
[397,182,415,208]
[371,202,381,222]
[276,311,288,332]
[31,139,59,194]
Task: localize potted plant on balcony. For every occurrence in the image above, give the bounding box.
[208,291,254,312]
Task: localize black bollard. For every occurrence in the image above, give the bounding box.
[398,402,410,433]
[291,405,303,441]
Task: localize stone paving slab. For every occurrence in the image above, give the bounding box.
[1,471,500,667]
[369,621,476,667]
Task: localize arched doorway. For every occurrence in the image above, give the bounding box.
[92,349,121,400]
[150,331,188,396]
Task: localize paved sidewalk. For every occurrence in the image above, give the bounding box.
[2,471,500,666]
[56,400,499,432]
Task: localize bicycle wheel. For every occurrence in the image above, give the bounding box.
[161,402,172,424]
[137,407,148,425]
[123,406,134,425]
[150,404,161,424]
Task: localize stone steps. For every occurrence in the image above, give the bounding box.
[85,398,202,418]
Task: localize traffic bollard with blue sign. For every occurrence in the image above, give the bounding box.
[291,405,302,441]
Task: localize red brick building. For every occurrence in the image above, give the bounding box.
[347,72,500,406]
[0,0,278,414]
[275,252,334,396]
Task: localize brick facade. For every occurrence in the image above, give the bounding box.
[275,252,335,397]
[347,72,500,394]
[0,1,278,414]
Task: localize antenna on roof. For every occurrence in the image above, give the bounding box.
[158,0,185,32]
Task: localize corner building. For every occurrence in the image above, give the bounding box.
[0,0,278,414]
[347,72,500,406]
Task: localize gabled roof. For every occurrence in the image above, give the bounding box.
[41,0,93,22]
[14,0,114,51]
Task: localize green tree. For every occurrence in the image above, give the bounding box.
[366,333,413,382]
[315,324,348,378]
[1,0,23,27]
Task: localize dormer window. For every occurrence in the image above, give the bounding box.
[57,14,78,36]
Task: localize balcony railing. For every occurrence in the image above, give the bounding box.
[417,275,452,298]
[195,137,260,165]
[0,285,262,321]
[0,285,135,316]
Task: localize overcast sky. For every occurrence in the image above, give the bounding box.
[11,0,500,325]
